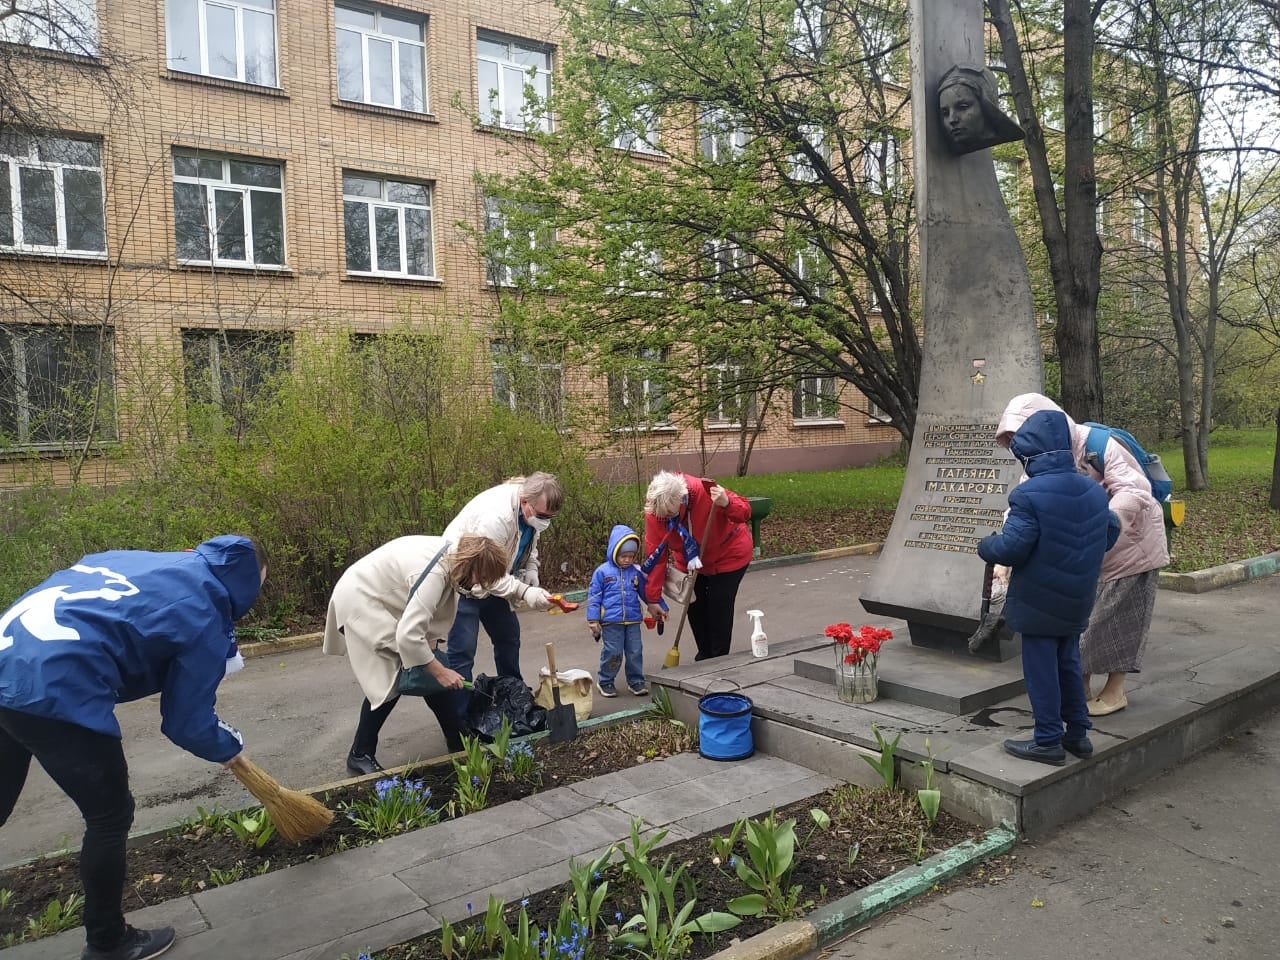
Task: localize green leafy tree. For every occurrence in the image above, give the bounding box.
[477,0,922,448]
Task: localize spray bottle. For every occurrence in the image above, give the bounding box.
[746,609,768,658]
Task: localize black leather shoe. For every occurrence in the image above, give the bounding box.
[1003,738,1066,766]
[1064,736,1094,758]
[346,752,383,776]
[82,926,176,960]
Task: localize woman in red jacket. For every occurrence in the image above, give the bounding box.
[642,470,754,660]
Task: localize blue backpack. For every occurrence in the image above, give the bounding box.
[1082,422,1173,503]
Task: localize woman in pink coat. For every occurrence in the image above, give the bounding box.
[995,394,1169,716]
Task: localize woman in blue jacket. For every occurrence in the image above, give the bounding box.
[0,534,265,960]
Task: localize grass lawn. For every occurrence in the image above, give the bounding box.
[720,428,1279,572]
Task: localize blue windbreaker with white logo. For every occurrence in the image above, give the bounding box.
[0,534,260,762]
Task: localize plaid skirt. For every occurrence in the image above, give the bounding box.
[1079,570,1159,674]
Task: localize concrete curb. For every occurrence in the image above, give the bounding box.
[1159,550,1280,594]
[706,823,1017,960]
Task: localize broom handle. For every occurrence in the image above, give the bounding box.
[671,501,719,652]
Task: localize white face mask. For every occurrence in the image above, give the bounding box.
[526,515,551,533]
[225,652,245,677]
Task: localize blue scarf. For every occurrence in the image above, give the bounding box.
[640,511,701,573]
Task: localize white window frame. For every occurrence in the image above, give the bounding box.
[704,236,749,299]
[491,340,563,423]
[172,151,286,269]
[705,358,754,426]
[995,158,1019,215]
[700,106,747,161]
[1133,188,1157,247]
[867,398,891,424]
[788,0,827,57]
[788,123,825,182]
[0,134,106,257]
[616,238,663,295]
[335,2,427,113]
[793,372,840,422]
[0,0,98,55]
[610,82,661,154]
[484,196,548,287]
[0,323,117,447]
[343,173,435,279]
[792,241,828,302]
[1039,74,1063,131]
[165,0,279,87]
[609,346,670,428]
[859,5,901,84]
[862,132,900,195]
[1131,113,1154,149]
[1093,99,1111,139]
[1096,194,1109,235]
[476,31,552,133]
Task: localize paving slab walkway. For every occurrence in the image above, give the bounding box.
[6,752,834,960]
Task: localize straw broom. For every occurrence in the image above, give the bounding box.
[662,502,718,669]
[228,757,333,842]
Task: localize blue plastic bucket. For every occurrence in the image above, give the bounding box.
[698,680,754,761]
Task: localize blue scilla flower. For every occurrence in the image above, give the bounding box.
[729,855,738,867]
[466,901,473,915]
[592,870,601,880]
[521,897,530,907]
[614,911,623,922]
[471,775,482,786]
[374,778,397,799]
[357,953,371,960]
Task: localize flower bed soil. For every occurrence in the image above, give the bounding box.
[371,784,986,960]
[0,716,692,945]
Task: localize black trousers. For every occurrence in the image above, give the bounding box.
[350,694,462,758]
[687,563,750,660]
[0,707,134,951]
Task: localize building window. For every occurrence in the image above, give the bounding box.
[491,340,562,422]
[788,0,826,57]
[615,239,663,295]
[343,173,434,278]
[0,324,116,446]
[173,151,285,267]
[166,0,277,87]
[1039,74,1063,130]
[484,196,550,287]
[609,83,660,154]
[995,158,1019,215]
[0,0,98,55]
[335,3,426,113]
[0,133,105,256]
[704,237,749,299]
[793,373,838,421]
[862,132,900,194]
[476,31,551,133]
[1133,188,1157,247]
[793,241,828,302]
[1130,113,1153,149]
[1096,193,1109,235]
[700,107,747,161]
[867,398,890,423]
[706,358,755,425]
[1093,99,1111,139]
[609,347,669,427]
[859,5,902,83]
[182,329,290,436]
[787,123,825,182]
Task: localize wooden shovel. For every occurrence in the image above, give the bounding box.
[544,641,579,742]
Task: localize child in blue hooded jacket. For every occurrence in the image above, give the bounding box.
[586,524,653,697]
[978,410,1119,766]
[0,534,265,960]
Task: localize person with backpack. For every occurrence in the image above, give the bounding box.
[995,394,1170,716]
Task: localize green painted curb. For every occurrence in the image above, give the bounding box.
[807,823,1017,945]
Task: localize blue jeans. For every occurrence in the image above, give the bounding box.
[443,594,523,680]
[1021,632,1092,746]
[598,623,644,688]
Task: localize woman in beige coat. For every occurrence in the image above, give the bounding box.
[996,394,1169,716]
[323,534,508,775]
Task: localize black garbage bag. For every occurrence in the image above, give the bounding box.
[464,674,547,740]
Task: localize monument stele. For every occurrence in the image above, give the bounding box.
[859,0,1042,661]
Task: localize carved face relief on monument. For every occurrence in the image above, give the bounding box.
[937,64,1025,155]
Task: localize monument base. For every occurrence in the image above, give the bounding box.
[906,619,1021,662]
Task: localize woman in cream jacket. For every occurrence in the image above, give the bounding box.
[323,533,509,775]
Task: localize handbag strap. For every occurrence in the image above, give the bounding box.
[408,542,450,603]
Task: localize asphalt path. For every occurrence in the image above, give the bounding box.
[2,554,874,865]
